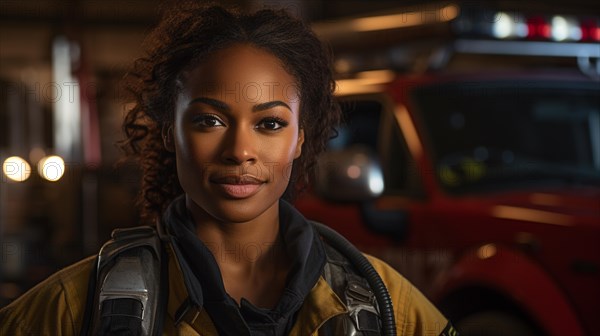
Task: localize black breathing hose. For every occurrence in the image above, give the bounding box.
[313,222,397,336]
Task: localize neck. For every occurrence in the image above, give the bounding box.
[184,195,292,308]
[185,195,285,272]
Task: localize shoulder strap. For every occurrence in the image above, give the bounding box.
[96,226,160,271]
[80,226,166,336]
[322,242,382,336]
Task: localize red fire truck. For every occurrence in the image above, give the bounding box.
[297,3,600,335]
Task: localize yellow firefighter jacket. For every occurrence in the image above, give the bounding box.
[0,239,450,336]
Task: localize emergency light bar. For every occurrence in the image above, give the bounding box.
[451,7,600,77]
[316,2,600,78]
[315,2,600,45]
[456,10,600,43]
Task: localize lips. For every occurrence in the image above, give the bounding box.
[210,175,265,199]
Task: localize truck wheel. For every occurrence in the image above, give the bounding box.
[456,311,537,336]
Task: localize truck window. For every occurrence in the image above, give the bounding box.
[412,81,600,193]
[330,97,420,196]
[329,99,382,152]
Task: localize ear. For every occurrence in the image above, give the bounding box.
[162,125,175,152]
[294,128,304,159]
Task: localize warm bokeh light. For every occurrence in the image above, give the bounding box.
[350,4,459,32]
[477,244,497,259]
[38,155,65,182]
[347,165,361,179]
[492,205,573,226]
[2,156,31,182]
[335,70,396,95]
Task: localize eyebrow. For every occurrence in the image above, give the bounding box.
[189,97,230,112]
[253,100,292,113]
[189,97,292,113]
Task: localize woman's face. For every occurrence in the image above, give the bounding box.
[172,43,304,224]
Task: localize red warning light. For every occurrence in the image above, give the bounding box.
[526,15,551,39]
[580,18,600,41]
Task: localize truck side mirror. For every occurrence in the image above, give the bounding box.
[315,145,384,202]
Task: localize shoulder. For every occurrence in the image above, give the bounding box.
[365,254,452,336]
[0,255,96,335]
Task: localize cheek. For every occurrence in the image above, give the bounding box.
[261,132,298,160]
[259,136,298,182]
[175,133,221,182]
[177,131,219,160]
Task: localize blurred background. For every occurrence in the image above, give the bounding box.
[1,1,599,335]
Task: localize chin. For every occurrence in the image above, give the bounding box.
[214,203,268,223]
[189,195,278,224]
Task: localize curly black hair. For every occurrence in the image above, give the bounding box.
[120,3,341,224]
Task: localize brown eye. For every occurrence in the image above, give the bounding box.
[193,114,225,128]
[257,117,288,131]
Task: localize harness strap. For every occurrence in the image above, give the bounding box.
[80,226,165,336]
[322,242,382,335]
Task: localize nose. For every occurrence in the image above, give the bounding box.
[220,124,258,165]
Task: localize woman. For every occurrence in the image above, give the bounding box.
[0,4,454,336]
